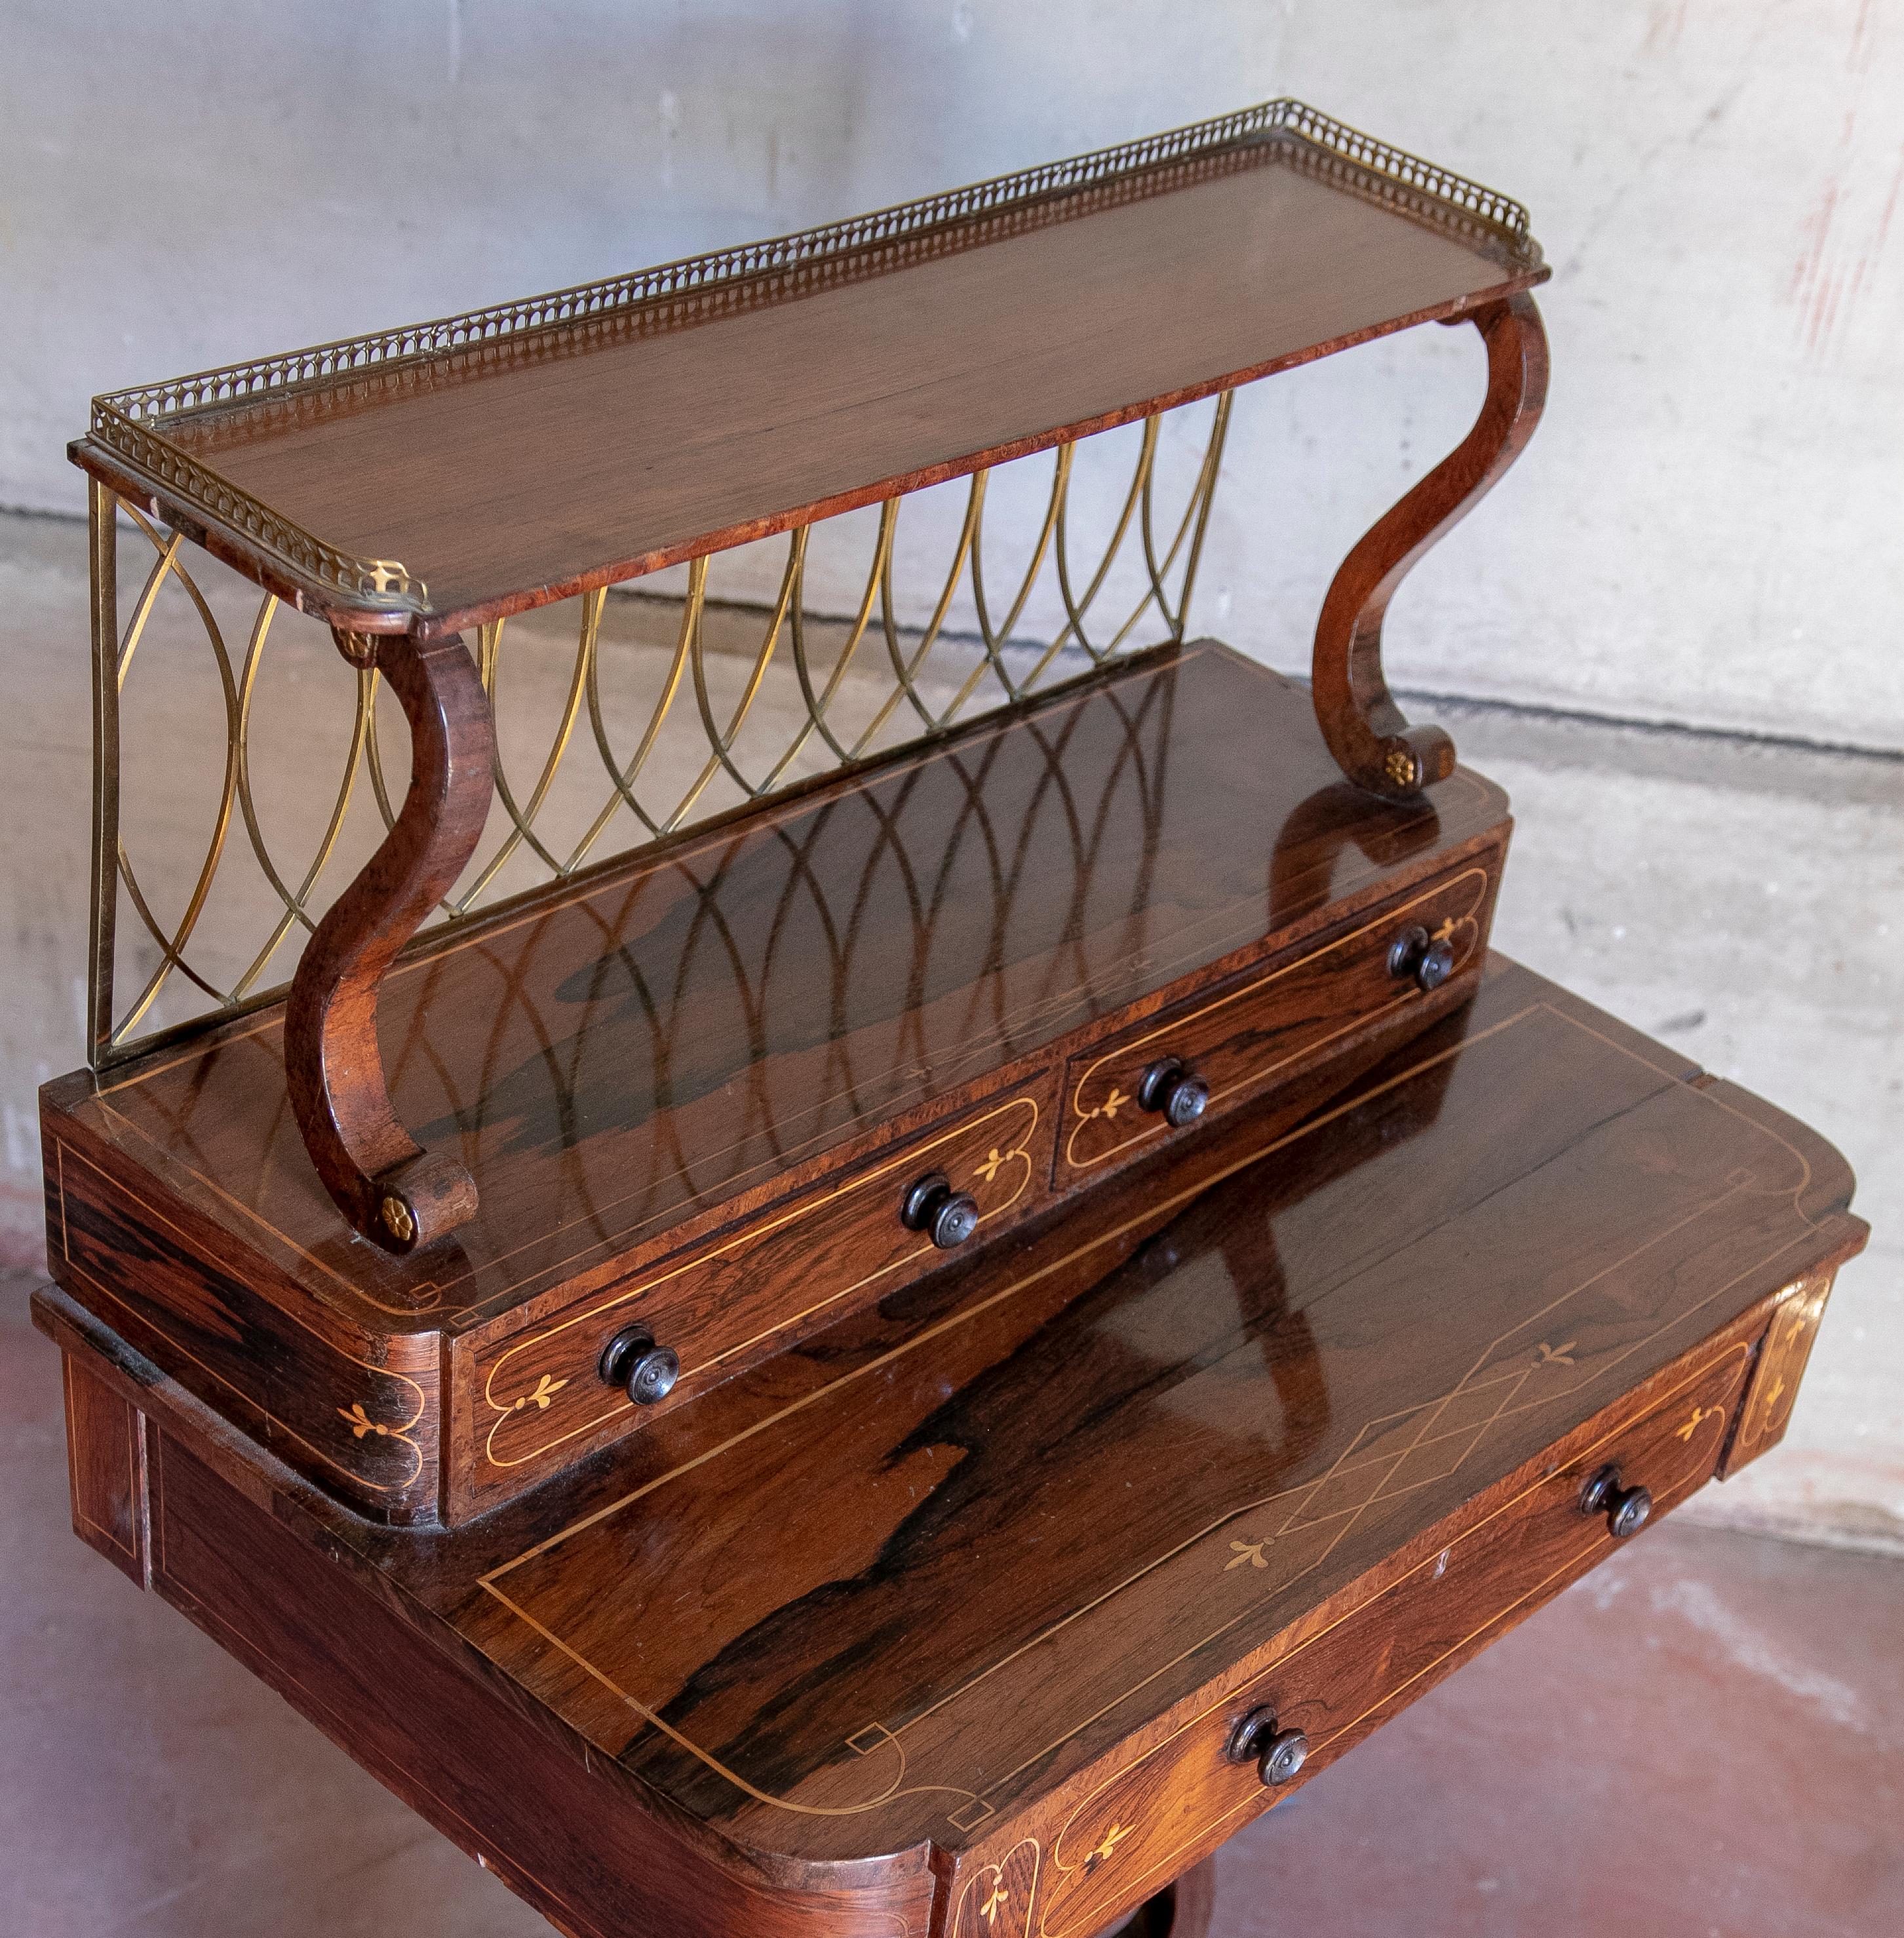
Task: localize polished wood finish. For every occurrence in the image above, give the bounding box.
[1310,290,1549,798]
[35,958,1864,1938]
[72,111,1552,1255]
[464,1076,1059,1515]
[284,628,495,1250]
[1060,857,1492,1175]
[1720,1262,1836,1477]
[42,646,1513,1522]
[69,120,1546,639]
[61,1355,149,1589]
[70,107,1557,1280]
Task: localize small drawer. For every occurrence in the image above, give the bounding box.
[1034,1342,1750,1937]
[1060,861,1497,1176]
[471,1086,1053,1491]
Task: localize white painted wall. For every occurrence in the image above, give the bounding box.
[5,1,1902,743]
[1,3,1898,1544]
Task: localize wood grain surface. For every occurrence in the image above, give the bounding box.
[284,629,495,1251]
[43,646,1510,1519]
[1310,290,1549,799]
[70,130,1545,636]
[448,962,1860,1864]
[35,956,1861,1936]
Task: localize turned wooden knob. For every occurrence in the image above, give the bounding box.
[1387,925,1457,992]
[600,1326,680,1406]
[1138,1057,1209,1128]
[1226,1706,1309,1787]
[901,1172,981,1249]
[1579,1464,1652,1539]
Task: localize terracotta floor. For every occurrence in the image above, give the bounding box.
[4,1275,1898,1937]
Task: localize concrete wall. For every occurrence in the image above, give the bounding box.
[7,1,1903,744]
[1,1,1898,1545]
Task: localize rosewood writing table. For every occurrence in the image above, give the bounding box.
[66,97,1546,1262]
[37,96,1861,1937]
[40,961,1863,1937]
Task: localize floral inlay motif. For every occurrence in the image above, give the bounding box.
[1084,1823,1131,1870]
[513,1374,568,1413]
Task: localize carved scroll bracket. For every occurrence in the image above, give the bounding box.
[1311,291,1549,800]
[286,629,495,1252]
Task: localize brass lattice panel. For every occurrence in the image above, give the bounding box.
[88,396,1230,1065]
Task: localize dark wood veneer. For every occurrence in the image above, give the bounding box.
[71,105,1556,1247]
[43,646,1514,1522]
[36,958,1861,1938]
[1310,291,1548,798]
[42,96,1861,1938]
[70,125,1545,638]
[284,627,494,1254]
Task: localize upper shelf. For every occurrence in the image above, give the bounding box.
[71,99,1547,639]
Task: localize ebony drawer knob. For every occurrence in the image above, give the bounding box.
[1138,1056,1209,1128]
[1580,1464,1652,1539]
[600,1325,680,1406]
[901,1172,981,1249]
[1388,924,1458,992]
[1226,1705,1310,1787]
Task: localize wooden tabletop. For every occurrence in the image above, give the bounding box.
[112,956,1854,1870]
[71,101,1546,634]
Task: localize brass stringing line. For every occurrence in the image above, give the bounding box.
[1167,388,1234,636]
[88,485,119,1070]
[457,589,602,910]
[232,657,381,998]
[1138,416,1171,637]
[573,560,704,861]
[113,524,183,689]
[361,669,399,832]
[672,533,802,826]
[772,532,840,781]
[965,443,1070,708]
[853,473,986,757]
[785,498,897,773]
[1093,460,1197,663]
[459,617,566,902]
[229,590,377,1001]
[898,470,988,731]
[1051,412,1159,671]
[756,528,845,792]
[1135,389,1234,642]
[111,505,246,1039]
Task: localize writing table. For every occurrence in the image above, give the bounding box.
[40,959,1862,1937]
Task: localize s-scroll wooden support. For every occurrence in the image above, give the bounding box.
[285,628,494,1252]
[1311,291,1549,800]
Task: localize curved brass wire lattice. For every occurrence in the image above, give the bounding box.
[119,663,1184,1313]
[90,394,1231,1064]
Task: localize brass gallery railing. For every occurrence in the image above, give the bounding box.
[87,394,1232,1066]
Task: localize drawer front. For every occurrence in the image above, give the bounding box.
[471,1086,1053,1491]
[1032,1344,1751,1937]
[1060,860,1498,1176]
